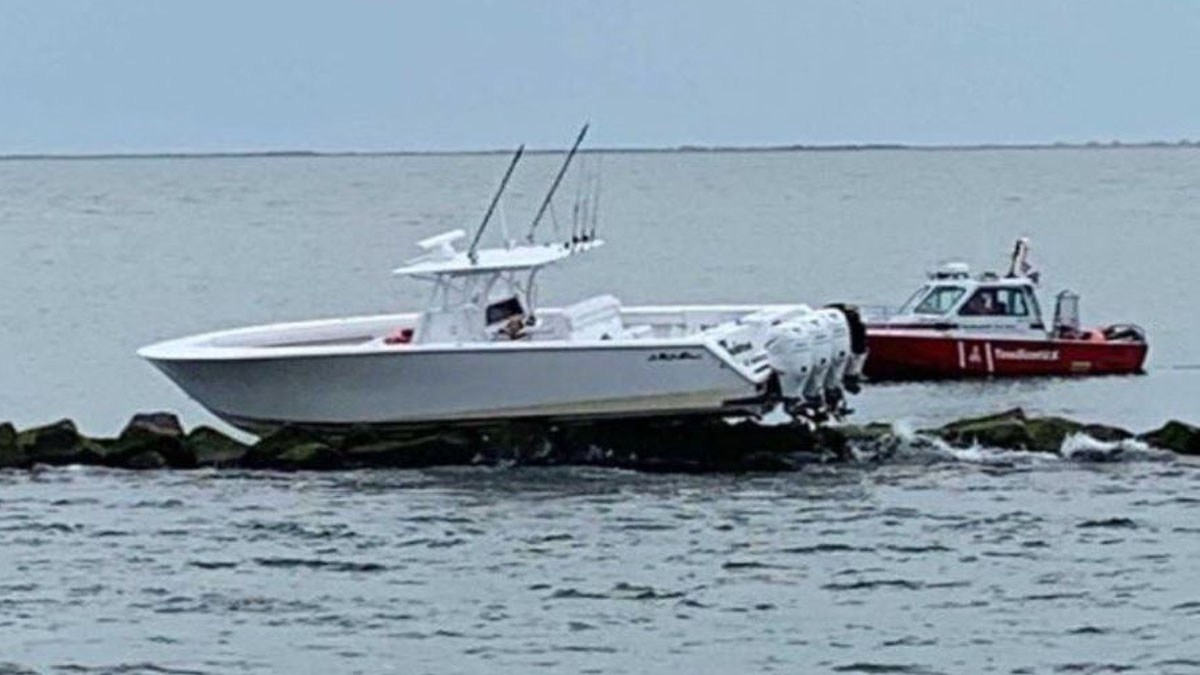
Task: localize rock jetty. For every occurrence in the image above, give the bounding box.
[0,409,1196,472]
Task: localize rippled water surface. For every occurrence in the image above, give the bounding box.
[3,451,1200,674]
[2,149,1200,673]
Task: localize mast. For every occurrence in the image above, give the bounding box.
[469,145,524,264]
[526,123,589,243]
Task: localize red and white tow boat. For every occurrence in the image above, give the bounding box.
[863,239,1148,381]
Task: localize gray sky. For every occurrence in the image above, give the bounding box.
[3,1,1199,154]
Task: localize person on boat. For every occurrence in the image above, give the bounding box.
[962,291,991,315]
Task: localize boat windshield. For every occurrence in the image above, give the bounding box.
[958,286,1034,317]
[913,286,965,315]
[899,285,930,314]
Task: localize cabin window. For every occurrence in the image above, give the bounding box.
[485,296,525,326]
[959,287,1030,316]
[1024,288,1042,321]
[899,285,930,314]
[913,286,965,315]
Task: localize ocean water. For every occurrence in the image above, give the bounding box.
[2,148,1200,673]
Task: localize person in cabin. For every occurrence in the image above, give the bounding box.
[962,291,990,315]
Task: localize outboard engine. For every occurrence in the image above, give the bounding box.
[827,303,868,393]
[802,313,834,409]
[764,318,815,402]
[817,308,851,408]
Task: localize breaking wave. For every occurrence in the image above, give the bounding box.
[848,422,1174,467]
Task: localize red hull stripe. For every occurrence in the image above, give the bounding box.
[864,332,1147,380]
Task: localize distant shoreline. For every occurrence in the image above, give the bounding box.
[2,140,1198,161]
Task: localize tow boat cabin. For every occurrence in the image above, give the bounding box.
[863,240,1148,380]
[891,263,1051,336]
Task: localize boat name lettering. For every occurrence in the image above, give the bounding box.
[649,351,703,362]
[993,347,1060,361]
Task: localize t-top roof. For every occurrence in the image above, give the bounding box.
[392,236,604,277]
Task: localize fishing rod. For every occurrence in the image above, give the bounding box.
[527,123,589,243]
[469,144,524,264]
[588,157,602,240]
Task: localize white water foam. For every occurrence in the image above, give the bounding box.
[1059,432,1173,463]
[851,422,1174,467]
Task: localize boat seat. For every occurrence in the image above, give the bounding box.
[563,294,624,340]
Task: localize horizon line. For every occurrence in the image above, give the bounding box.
[2,138,1199,161]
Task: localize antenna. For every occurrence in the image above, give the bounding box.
[527,123,589,243]
[469,144,524,264]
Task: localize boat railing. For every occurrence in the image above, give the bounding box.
[857,304,901,323]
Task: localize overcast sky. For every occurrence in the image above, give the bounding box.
[3,1,1199,154]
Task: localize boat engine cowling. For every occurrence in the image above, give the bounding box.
[764,319,815,400]
[817,308,852,404]
[802,314,834,406]
[826,303,868,394]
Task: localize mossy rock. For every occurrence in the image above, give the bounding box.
[936,418,1034,451]
[124,449,168,470]
[271,442,344,470]
[1140,421,1200,455]
[1024,416,1085,453]
[106,412,194,468]
[184,426,250,467]
[123,412,184,439]
[836,422,894,443]
[1080,423,1133,443]
[343,434,475,468]
[16,419,105,466]
[0,422,28,469]
[242,426,323,467]
[938,408,1027,433]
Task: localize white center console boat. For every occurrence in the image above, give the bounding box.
[140,129,864,434]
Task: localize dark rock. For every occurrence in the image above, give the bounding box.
[338,424,385,450]
[1080,423,1133,443]
[106,412,194,468]
[931,410,1135,455]
[124,412,185,439]
[1140,420,1200,455]
[740,450,807,472]
[837,422,893,443]
[580,418,819,472]
[0,422,28,469]
[343,434,475,468]
[823,423,894,461]
[1025,416,1085,453]
[15,419,104,466]
[242,426,323,468]
[938,408,1026,433]
[480,422,559,464]
[124,449,168,470]
[935,418,1034,452]
[271,442,344,470]
[184,426,250,467]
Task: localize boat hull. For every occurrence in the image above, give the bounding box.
[147,343,761,434]
[863,329,1148,381]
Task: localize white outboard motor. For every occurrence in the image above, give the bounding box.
[817,308,851,403]
[826,303,869,394]
[764,318,814,401]
[802,314,833,406]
